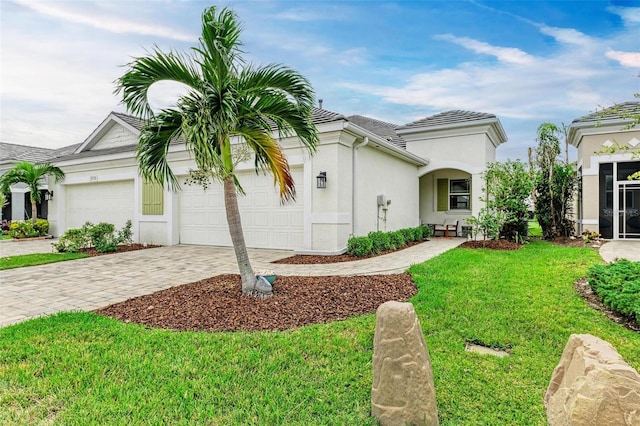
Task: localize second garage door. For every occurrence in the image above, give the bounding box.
[179,168,304,250]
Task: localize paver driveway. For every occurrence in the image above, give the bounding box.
[1,238,464,327]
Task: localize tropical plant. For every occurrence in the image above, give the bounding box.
[115,7,318,297]
[483,160,534,241]
[0,161,64,224]
[531,123,578,239]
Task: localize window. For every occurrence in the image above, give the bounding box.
[449,179,470,210]
[437,178,471,211]
[142,180,163,215]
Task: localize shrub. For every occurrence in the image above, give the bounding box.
[587,259,640,321]
[414,226,424,241]
[9,221,40,239]
[54,221,133,253]
[420,224,432,239]
[368,231,393,254]
[346,236,373,257]
[53,227,91,253]
[389,231,405,249]
[399,228,416,243]
[34,218,50,235]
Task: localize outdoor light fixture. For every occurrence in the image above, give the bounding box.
[44,190,54,201]
[316,171,327,189]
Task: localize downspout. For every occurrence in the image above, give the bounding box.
[352,136,369,236]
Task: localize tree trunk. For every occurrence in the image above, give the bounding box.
[223,177,270,297]
[31,199,37,224]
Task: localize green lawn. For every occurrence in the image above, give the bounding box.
[528,219,542,237]
[0,253,89,270]
[1,241,638,425]
[0,235,12,240]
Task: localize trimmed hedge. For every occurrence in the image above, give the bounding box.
[347,225,429,257]
[587,259,640,321]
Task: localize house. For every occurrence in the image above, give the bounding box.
[568,101,640,240]
[0,142,77,222]
[45,108,507,253]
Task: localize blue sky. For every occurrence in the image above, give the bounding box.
[1,0,639,161]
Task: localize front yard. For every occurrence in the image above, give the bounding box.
[0,241,638,425]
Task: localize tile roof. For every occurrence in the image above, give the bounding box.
[571,101,640,124]
[0,142,58,164]
[51,144,137,162]
[346,115,406,148]
[397,110,497,130]
[112,111,147,130]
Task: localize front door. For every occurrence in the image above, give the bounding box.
[617,180,640,239]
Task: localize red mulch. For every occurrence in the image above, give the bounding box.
[94,273,417,332]
[459,240,523,250]
[574,277,639,333]
[273,240,426,264]
[79,244,161,257]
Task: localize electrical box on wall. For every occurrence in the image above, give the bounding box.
[377,195,387,206]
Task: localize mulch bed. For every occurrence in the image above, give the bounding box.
[459,240,522,250]
[79,244,161,257]
[94,273,417,332]
[273,240,426,264]
[574,277,639,333]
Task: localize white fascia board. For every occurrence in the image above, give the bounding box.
[52,149,138,167]
[568,119,634,148]
[75,112,141,153]
[397,118,507,146]
[343,122,428,166]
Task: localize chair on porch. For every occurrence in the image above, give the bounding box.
[433,219,459,237]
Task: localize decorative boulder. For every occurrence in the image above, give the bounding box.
[372,301,439,426]
[544,334,640,426]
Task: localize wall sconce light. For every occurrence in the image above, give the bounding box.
[316,172,327,189]
[44,190,54,201]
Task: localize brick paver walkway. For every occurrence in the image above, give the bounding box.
[1,238,463,327]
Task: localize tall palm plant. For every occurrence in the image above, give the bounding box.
[0,161,65,224]
[115,6,318,297]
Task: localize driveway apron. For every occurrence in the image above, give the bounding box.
[1,238,463,327]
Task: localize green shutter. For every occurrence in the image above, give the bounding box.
[437,179,448,211]
[142,180,163,215]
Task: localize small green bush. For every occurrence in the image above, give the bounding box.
[587,259,640,321]
[34,219,50,235]
[54,221,132,253]
[414,226,424,241]
[368,231,393,254]
[399,228,416,243]
[9,221,41,239]
[389,231,405,249]
[420,224,432,239]
[347,236,373,257]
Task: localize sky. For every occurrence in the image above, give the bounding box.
[1,0,639,161]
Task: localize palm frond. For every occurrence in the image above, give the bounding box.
[115,48,202,118]
[136,109,183,191]
[240,129,295,203]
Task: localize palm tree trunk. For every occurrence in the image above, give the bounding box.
[223,177,268,297]
[31,199,37,224]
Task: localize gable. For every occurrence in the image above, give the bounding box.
[91,123,139,150]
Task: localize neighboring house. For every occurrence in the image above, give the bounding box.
[0,142,77,221]
[568,101,640,240]
[46,108,507,253]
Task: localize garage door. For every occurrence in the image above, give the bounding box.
[179,168,304,250]
[66,180,135,229]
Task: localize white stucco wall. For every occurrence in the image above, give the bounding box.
[354,143,419,236]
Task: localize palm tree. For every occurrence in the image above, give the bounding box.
[0,161,65,224]
[115,6,318,297]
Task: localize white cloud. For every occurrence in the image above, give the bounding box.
[607,6,640,26]
[434,34,534,65]
[605,49,640,68]
[538,25,593,46]
[14,0,195,41]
